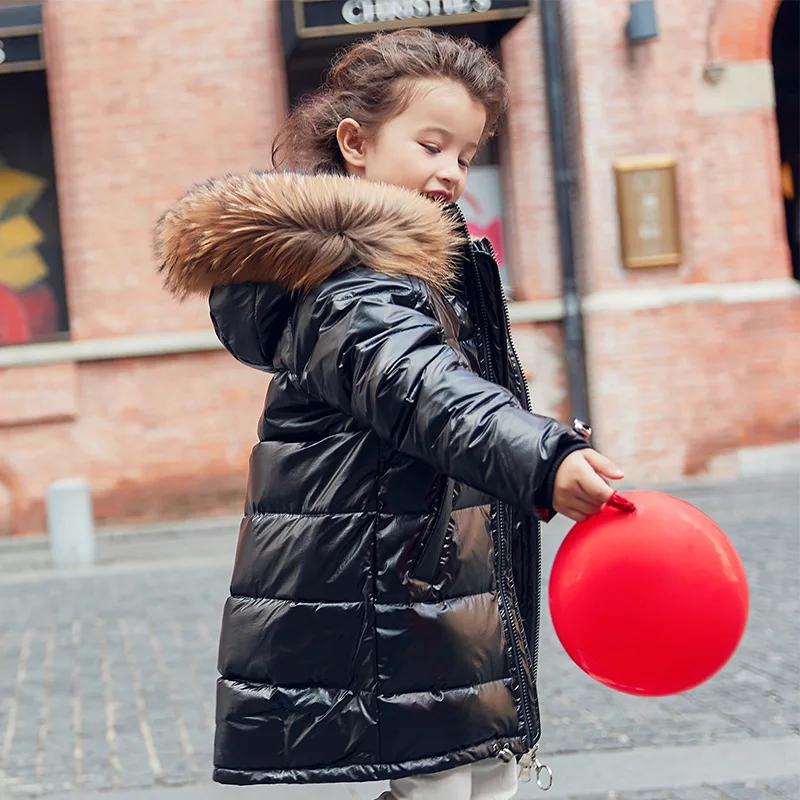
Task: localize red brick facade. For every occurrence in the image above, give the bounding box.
[0,0,796,535]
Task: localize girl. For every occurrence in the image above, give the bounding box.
[156,28,622,800]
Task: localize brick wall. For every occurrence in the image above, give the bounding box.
[587,298,799,481]
[0,0,797,535]
[1,352,269,534]
[1,0,288,534]
[578,0,796,476]
[43,0,287,340]
[501,14,563,302]
[569,0,787,294]
[502,0,798,479]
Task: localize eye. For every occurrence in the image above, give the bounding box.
[458,159,471,169]
[420,143,440,155]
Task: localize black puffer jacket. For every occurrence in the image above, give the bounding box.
[155,173,588,785]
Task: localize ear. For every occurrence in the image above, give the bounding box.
[336,118,367,173]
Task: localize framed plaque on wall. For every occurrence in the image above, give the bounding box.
[613,155,682,269]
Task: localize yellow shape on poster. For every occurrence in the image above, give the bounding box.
[0,215,45,258]
[0,167,46,222]
[0,248,48,290]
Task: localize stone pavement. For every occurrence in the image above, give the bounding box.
[0,474,797,799]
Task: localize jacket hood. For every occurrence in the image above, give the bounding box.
[154,171,464,299]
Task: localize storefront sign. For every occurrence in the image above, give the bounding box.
[0,3,44,74]
[342,0,491,25]
[289,0,531,39]
[613,155,682,269]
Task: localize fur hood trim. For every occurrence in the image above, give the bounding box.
[154,172,464,298]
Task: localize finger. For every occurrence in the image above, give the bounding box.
[583,450,625,481]
[576,469,615,504]
[569,497,602,517]
[553,499,587,522]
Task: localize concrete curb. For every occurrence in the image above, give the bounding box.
[0,516,240,574]
[1,472,796,575]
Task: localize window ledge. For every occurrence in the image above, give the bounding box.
[0,330,223,368]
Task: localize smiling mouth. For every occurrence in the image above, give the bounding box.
[425,191,452,202]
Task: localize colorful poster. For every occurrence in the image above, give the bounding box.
[0,70,68,346]
[457,164,512,296]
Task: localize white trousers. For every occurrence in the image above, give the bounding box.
[375,758,519,800]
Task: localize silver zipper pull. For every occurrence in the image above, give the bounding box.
[573,419,592,441]
[518,749,533,782]
[518,745,553,791]
[497,745,516,763]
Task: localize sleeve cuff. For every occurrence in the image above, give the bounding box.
[533,441,592,520]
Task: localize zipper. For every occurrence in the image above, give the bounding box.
[450,209,539,759]
[469,226,553,788]
[479,235,545,690]
[473,239,542,724]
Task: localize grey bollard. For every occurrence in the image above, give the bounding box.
[46,479,96,568]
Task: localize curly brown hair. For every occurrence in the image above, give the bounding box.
[272,28,508,176]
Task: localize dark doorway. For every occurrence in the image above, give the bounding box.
[772,0,799,279]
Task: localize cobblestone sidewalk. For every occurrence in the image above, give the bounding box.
[0,474,797,797]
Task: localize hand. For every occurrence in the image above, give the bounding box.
[552,449,624,522]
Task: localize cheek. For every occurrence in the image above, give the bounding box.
[365,140,435,190]
[368,141,412,179]
[388,148,428,185]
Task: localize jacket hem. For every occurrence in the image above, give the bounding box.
[212,736,526,785]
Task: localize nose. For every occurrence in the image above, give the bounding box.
[436,158,462,190]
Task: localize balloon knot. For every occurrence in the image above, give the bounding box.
[606,492,637,513]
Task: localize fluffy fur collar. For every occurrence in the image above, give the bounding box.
[155,172,464,298]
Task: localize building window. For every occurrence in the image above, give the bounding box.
[0,5,69,346]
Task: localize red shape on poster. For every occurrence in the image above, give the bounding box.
[19,282,59,338]
[467,218,505,266]
[461,189,506,266]
[0,284,32,345]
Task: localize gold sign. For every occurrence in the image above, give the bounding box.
[613,155,682,269]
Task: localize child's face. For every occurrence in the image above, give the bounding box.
[337,79,487,203]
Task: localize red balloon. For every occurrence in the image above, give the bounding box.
[549,491,749,696]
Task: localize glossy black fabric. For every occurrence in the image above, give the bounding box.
[209,238,588,785]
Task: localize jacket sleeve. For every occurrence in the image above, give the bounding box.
[292,269,588,515]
